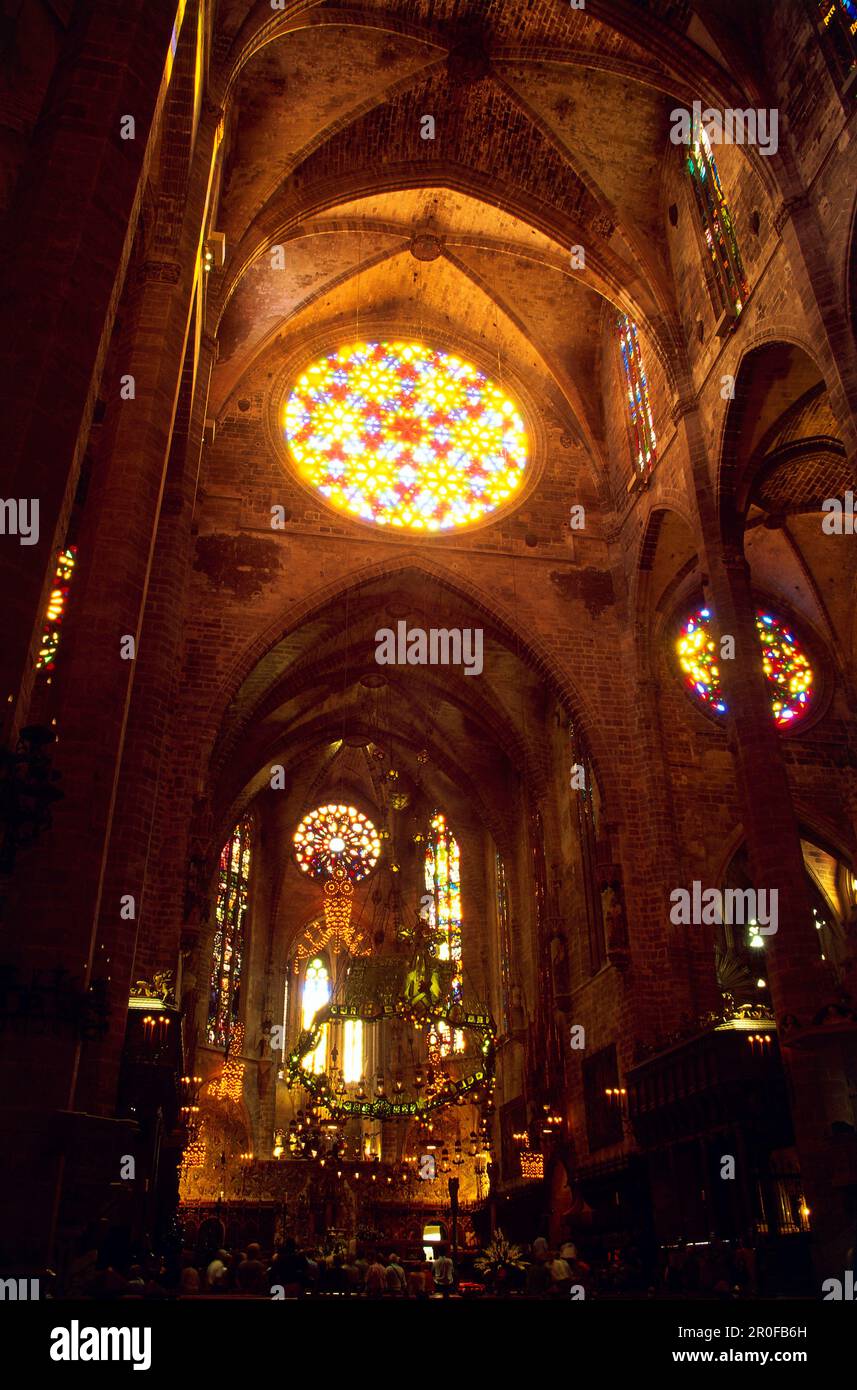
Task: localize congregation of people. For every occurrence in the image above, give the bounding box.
[58,1223,765,1300]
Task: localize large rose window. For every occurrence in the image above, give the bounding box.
[293,803,381,883]
[284,340,528,531]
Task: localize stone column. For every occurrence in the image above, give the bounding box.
[773,194,857,460]
[0,0,179,741]
[0,99,221,1273]
[75,328,217,1118]
[681,400,856,1283]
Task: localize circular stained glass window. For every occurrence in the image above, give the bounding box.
[293,803,381,882]
[284,341,529,531]
[676,605,815,728]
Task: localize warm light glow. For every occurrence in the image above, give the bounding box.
[676,606,814,727]
[617,316,657,474]
[688,125,748,316]
[207,818,252,1048]
[343,1018,363,1084]
[36,546,77,671]
[302,957,330,1074]
[209,1023,246,1102]
[425,811,464,1054]
[284,341,528,531]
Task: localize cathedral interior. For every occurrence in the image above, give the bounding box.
[2,0,857,1305]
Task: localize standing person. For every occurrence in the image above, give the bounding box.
[433,1246,455,1297]
[525,1256,551,1298]
[548,1250,572,1297]
[365,1253,387,1299]
[206,1249,229,1291]
[385,1252,406,1296]
[269,1238,308,1298]
[304,1248,320,1295]
[237,1243,268,1294]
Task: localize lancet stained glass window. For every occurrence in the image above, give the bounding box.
[36,545,77,671]
[687,125,749,316]
[302,956,330,1074]
[617,316,657,475]
[676,605,815,727]
[342,1018,363,1084]
[814,0,857,97]
[284,341,528,532]
[425,812,463,1053]
[573,737,607,974]
[495,853,512,1033]
[207,816,252,1048]
[293,803,381,882]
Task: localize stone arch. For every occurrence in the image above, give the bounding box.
[716,333,839,552]
[632,501,700,682]
[201,550,622,824]
[847,187,857,347]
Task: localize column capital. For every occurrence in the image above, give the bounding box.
[138,258,182,285]
[774,192,811,236]
[671,395,698,426]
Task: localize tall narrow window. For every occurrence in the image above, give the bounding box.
[530,807,552,1012]
[495,853,512,1033]
[207,816,252,1048]
[302,957,330,1074]
[617,316,657,476]
[687,125,748,317]
[425,811,463,1053]
[343,1019,363,1084]
[813,0,857,102]
[36,545,77,672]
[575,740,607,974]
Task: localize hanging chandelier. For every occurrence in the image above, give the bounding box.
[286,946,496,1125]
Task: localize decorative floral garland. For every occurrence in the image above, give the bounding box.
[287,996,496,1122]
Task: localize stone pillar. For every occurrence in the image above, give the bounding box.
[75,328,217,1118]
[0,95,221,1271]
[773,194,857,461]
[681,401,856,1283]
[0,0,179,741]
[634,674,717,1026]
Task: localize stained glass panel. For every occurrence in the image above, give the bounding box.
[815,0,857,95]
[343,1018,363,1084]
[207,816,252,1048]
[284,341,528,531]
[495,853,512,1032]
[425,811,463,1053]
[617,316,657,475]
[36,546,77,671]
[676,605,815,727]
[293,803,381,882]
[302,956,330,1074]
[687,126,749,316]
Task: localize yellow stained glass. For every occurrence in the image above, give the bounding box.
[284,341,528,531]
